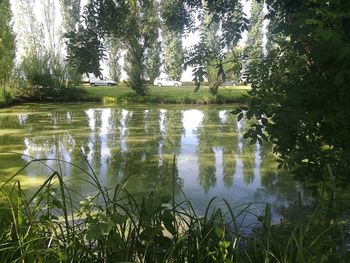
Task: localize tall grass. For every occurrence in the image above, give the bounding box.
[0,157,348,262]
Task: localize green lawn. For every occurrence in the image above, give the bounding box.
[82,84,251,104]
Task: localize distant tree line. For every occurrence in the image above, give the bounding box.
[1,0,264,97]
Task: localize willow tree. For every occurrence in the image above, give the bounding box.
[0,0,15,88]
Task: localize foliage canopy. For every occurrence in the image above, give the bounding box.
[164,0,350,186]
[0,0,15,86]
[66,0,159,95]
[243,0,350,186]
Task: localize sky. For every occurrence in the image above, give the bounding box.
[10,0,256,82]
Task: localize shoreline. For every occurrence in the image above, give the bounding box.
[0,85,251,108]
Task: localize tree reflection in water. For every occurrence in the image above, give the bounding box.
[0,104,303,211]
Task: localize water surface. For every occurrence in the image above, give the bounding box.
[0,103,300,216]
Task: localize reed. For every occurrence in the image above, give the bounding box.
[0,157,347,262]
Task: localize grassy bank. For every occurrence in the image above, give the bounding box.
[0,157,348,262]
[83,84,251,104]
[1,84,251,108]
[0,86,89,108]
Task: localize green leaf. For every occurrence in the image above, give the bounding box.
[215,226,224,238]
[243,132,250,139]
[334,71,344,86]
[51,198,63,209]
[261,118,269,126]
[250,138,257,145]
[162,210,176,235]
[246,111,253,119]
[231,108,242,115]
[304,19,321,26]
[86,223,103,241]
[159,236,172,247]
[111,212,127,225]
[164,220,176,236]
[261,133,268,142]
[57,251,68,262]
[103,219,115,234]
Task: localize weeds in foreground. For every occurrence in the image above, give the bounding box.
[0,157,349,262]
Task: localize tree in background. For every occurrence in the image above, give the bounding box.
[162,28,184,81]
[123,0,159,95]
[41,0,60,55]
[65,24,105,78]
[196,1,244,95]
[124,37,146,93]
[145,40,161,83]
[11,0,79,97]
[243,0,264,81]
[200,10,221,93]
[223,46,243,82]
[20,52,69,97]
[181,0,247,92]
[60,0,82,84]
[12,0,44,54]
[264,5,286,56]
[0,0,15,89]
[106,39,123,83]
[265,20,274,55]
[60,0,81,32]
[66,0,159,95]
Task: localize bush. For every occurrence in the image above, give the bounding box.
[0,80,22,106]
[18,52,81,100]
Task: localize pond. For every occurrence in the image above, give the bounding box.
[0,103,301,218]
